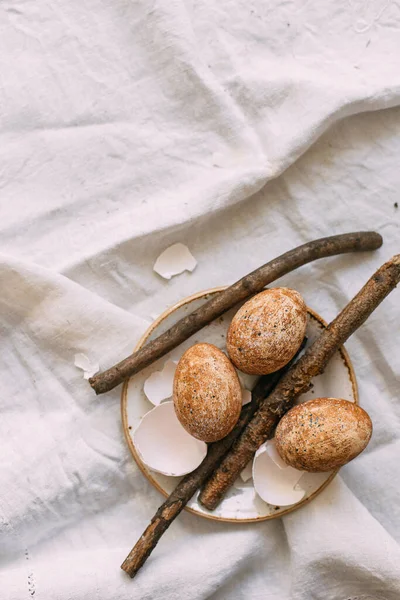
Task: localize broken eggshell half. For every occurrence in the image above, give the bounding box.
[133,401,207,477]
[252,439,306,507]
[143,360,177,406]
[153,243,197,280]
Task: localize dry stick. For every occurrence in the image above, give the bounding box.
[120,340,306,579]
[198,255,400,510]
[90,232,382,394]
[121,256,400,579]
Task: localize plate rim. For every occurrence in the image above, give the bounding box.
[121,286,359,523]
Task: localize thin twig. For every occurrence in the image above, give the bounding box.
[121,255,400,577]
[120,341,306,578]
[198,255,400,510]
[90,232,382,394]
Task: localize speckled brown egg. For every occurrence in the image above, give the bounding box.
[275,397,373,472]
[226,288,307,375]
[173,343,242,442]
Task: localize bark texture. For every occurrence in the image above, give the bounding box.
[198,255,400,510]
[120,342,306,578]
[91,232,382,394]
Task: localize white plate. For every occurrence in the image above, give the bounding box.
[121,287,358,523]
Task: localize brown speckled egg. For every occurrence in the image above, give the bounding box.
[226,288,307,375]
[275,397,373,472]
[173,343,242,442]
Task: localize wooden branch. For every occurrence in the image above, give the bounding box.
[120,340,306,579]
[90,232,382,394]
[198,255,400,510]
[121,255,399,577]
[121,254,399,579]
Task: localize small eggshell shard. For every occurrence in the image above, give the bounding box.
[240,461,253,482]
[227,288,307,375]
[253,440,305,506]
[265,440,290,470]
[74,353,99,380]
[153,243,197,280]
[241,389,252,406]
[275,397,373,472]
[173,343,242,442]
[133,401,207,477]
[237,370,260,391]
[144,360,177,405]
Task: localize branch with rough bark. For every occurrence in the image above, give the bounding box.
[120,342,306,578]
[198,255,400,510]
[121,254,400,578]
[90,232,382,394]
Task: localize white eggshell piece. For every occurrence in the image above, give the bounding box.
[265,440,290,470]
[144,360,177,405]
[74,353,99,380]
[241,389,252,406]
[133,402,207,476]
[253,440,305,506]
[153,243,197,280]
[240,461,253,482]
[237,371,260,391]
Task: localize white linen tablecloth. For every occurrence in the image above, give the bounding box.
[0,1,399,598]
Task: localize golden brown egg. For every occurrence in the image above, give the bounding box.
[275,397,373,472]
[227,288,307,375]
[173,343,242,442]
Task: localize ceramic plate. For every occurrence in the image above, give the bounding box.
[121,287,358,523]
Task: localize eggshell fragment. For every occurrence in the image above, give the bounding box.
[153,243,197,280]
[265,439,290,470]
[253,440,305,506]
[133,402,207,476]
[275,397,373,472]
[241,389,252,406]
[240,461,253,482]
[143,360,177,405]
[173,343,242,442]
[227,288,307,375]
[74,353,99,380]
[236,370,260,392]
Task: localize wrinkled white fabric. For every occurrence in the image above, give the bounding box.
[1,1,400,598]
